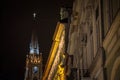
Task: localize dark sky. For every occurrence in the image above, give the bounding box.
[2,0,73,80]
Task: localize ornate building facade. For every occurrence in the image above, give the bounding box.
[66,0,120,80]
[36,0,120,80]
[24,31,43,80]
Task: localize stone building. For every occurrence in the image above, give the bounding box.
[41,0,120,79]
[66,0,120,80]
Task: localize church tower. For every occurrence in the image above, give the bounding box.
[24,13,43,80]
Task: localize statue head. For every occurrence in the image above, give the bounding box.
[60,7,69,20]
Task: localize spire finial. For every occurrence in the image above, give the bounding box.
[33,13,36,18]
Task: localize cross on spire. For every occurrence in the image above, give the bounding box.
[33,13,36,18]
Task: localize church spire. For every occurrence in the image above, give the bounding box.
[30,30,39,54]
[24,13,43,80]
[29,12,40,54]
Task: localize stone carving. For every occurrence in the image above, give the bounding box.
[60,8,69,20]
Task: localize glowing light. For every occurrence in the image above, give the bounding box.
[30,49,34,54]
[30,48,39,54]
[33,13,36,18]
[33,66,38,73]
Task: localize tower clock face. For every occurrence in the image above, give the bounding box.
[33,66,38,74]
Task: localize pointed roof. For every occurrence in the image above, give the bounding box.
[30,30,39,54]
[29,13,39,54]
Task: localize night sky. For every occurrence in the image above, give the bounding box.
[2,0,73,80]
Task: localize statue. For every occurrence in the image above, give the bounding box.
[60,7,69,20]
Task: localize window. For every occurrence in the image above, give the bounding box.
[33,66,38,74]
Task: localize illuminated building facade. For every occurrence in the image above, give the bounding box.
[38,0,119,79]
[42,22,66,80]
[42,8,71,80]
[48,22,66,80]
[66,0,120,80]
[24,31,43,80]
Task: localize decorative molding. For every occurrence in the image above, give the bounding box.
[103,11,120,50]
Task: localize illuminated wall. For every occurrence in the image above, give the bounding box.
[42,22,66,80]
